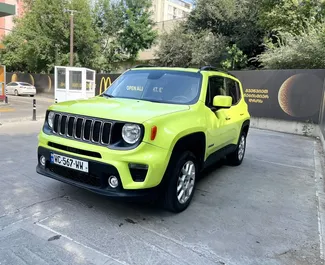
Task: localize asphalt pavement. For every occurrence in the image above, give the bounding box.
[0,95,54,124]
[0,120,324,265]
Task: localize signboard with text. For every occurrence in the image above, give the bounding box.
[231,69,325,124]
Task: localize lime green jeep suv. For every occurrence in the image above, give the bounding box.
[36,66,250,212]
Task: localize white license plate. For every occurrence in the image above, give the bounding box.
[50,153,89,173]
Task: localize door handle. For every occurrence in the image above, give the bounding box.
[226,117,231,120]
[240,113,244,116]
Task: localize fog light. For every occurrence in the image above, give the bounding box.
[108,175,119,188]
[40,155,46,166]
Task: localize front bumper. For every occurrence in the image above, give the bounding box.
[37,146,163,200]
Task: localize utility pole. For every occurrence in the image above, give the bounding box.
[64,9,79,66]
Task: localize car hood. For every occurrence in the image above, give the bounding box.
[49,96,190,123]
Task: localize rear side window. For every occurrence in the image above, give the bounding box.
[19,82,32,86]
[225,78,241,105]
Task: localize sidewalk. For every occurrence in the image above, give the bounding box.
[0,95,51,125]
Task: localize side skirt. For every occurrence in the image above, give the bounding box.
[203,144,237,170]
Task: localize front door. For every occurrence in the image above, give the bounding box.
[205,75,234,155]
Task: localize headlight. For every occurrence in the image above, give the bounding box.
[47,111,55,128]
[122,123,141,144]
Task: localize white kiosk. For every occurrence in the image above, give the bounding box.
[54,66,96,103]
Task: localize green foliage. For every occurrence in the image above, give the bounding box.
[0,0,98,73]
[220,44,247,70]
[155,25,227,67]
[257,25,325,69]
[91,0,157,72]
[188,0,265,61]
[156,0,264,69]
[156,0,325,70]
[119,0,157,59]
[1,0,157,73]
[258,0,325,35]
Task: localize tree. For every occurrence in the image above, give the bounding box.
[155,25,227,67]
[256,24,325,69]
[188,0,265,63]
[220,44,247,70]
[119,0,157,59]
[0,0,99,73]
[1,0,157,73]
[92,0,126,71]
[156,0,265,69]
[258,0,325,35]
[92,0,157,72]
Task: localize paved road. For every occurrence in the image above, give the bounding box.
[0,121,324,265]
[0,95,54,124]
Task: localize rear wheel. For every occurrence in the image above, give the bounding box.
[163,151,197,213]
[14,89,18,96]
[227,131,247,166]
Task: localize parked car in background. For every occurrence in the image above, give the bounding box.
[5,82,36,97]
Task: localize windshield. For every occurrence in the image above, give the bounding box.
[103,70,202,105]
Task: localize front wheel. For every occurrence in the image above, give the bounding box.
[163,151,197,213]
[14,89,19,96]
[227,132,247,166]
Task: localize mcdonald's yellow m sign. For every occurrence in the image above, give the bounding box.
[99,76,112,94]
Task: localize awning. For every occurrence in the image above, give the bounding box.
[0,3,15,18]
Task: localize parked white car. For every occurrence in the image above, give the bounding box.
[5,82,36,97]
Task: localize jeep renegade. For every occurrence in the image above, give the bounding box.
[36,66,250,212]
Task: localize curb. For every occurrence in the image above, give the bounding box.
[0,115,45,125]
[314,141,325,263]
[0,103,12,108]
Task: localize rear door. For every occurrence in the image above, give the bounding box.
[223,76,243,143]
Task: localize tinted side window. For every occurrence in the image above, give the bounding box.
[225,78,240,105]
[205,76,225,106]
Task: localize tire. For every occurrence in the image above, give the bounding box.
[14,90,19,96]
[227,131,247,166]
[163,151,198,213]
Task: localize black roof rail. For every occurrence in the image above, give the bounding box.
[199,65,218,71]
[132,64,154,68]
[198,65,234,76]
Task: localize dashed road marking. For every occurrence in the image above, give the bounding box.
[0,108,15,112]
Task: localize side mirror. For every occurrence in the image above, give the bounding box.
[213,95,232,108]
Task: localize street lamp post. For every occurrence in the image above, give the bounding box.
[64,9,79,66]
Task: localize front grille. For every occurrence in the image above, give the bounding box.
[52,113,112,145]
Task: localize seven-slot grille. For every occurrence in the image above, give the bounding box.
[52,113,112,145]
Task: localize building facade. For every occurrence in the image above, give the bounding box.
[151,0,192,23]
[0,0,25,39]
[137,0,193,62]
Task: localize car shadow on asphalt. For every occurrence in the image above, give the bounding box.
[56,157,230,219]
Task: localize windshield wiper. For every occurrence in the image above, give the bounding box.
[139,99,162,103]
[101,93,114,98]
